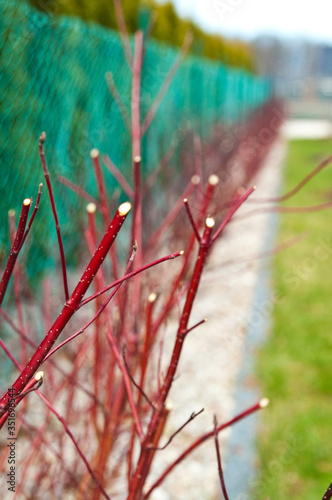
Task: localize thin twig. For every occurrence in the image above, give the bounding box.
[38,390,111,500]
[58,175,99,206]
[213,414,230,500]
[146,177,199,249]
[194,134,203,181]
[0,198,31,307]
[142,136,179,195]
[141,31,193,136]
[15,375,43,399]
[8,210,27,363]
[182,318,207,338]
[92,148,121,281]
[212,185,256,242]
[142,11,158,63]
[149,409,204,451]
[105,72,131,132]
[122,346,154,409]
[217,232,308,270]
[39,132,69,301]
[112,0,133,70]
[131,31,143,159]
[19,183,43,250]
[183,198,201,242]
[102,154,134,199]
[91,149,111,225]
[236,200,332,221]
[0,338,21,371]
[151,176,216,336]
[253,154,332,203]
[106,324,144,442]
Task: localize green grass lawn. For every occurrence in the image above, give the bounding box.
[255,139,332,499]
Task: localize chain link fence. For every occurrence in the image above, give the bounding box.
[0,0,271,284]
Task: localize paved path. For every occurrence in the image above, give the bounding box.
[282,119,332,139]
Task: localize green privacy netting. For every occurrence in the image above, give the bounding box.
[0,0,271,283]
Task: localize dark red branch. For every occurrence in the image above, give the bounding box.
[20,183,43,250]
[122,346,154,409]
[39,132,69,301]
[322,482,332,500]
[0,198,31,307]
[212,186,256,242]
[129,218,215,499]
[0,202,131,422]
[183,197,201,242]
[214,414,230,500]
[149,409,204,451]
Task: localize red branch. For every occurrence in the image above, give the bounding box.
[39,132,69,301]
[146,176,200,249]
[131,31,143,160]
[20,183,43,249]
[38,387,111,500]
[103,154,134,199]
[141,31,193,136]
[0,198,31,307]
[214,414,230,500]
[212,186,256,242]
[254,154,332,203]
[128,217,215,498]
[0,202,131,422]
[58,175,99,206]
[113,0,133,70]
[105,72,131,132]
[183,197,201,242]
[91,148,119,280]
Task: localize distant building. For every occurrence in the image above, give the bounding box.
[317,45,332,76]
[251,37,332,117]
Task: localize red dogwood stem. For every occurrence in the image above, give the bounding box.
[0,198,31,307]
[39,132,69,301]
[0,202,131,422]
[128,217,215,499]
[131,31,143,160]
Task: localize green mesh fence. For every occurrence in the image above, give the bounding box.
[0,0,271,282]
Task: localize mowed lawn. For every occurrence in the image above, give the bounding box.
[255,139,332,499]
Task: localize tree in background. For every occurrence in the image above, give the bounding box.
[28,0,254,71]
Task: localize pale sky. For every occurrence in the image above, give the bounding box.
[166,0,332,43]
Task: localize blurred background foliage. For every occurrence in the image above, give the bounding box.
[27,0,255,71]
